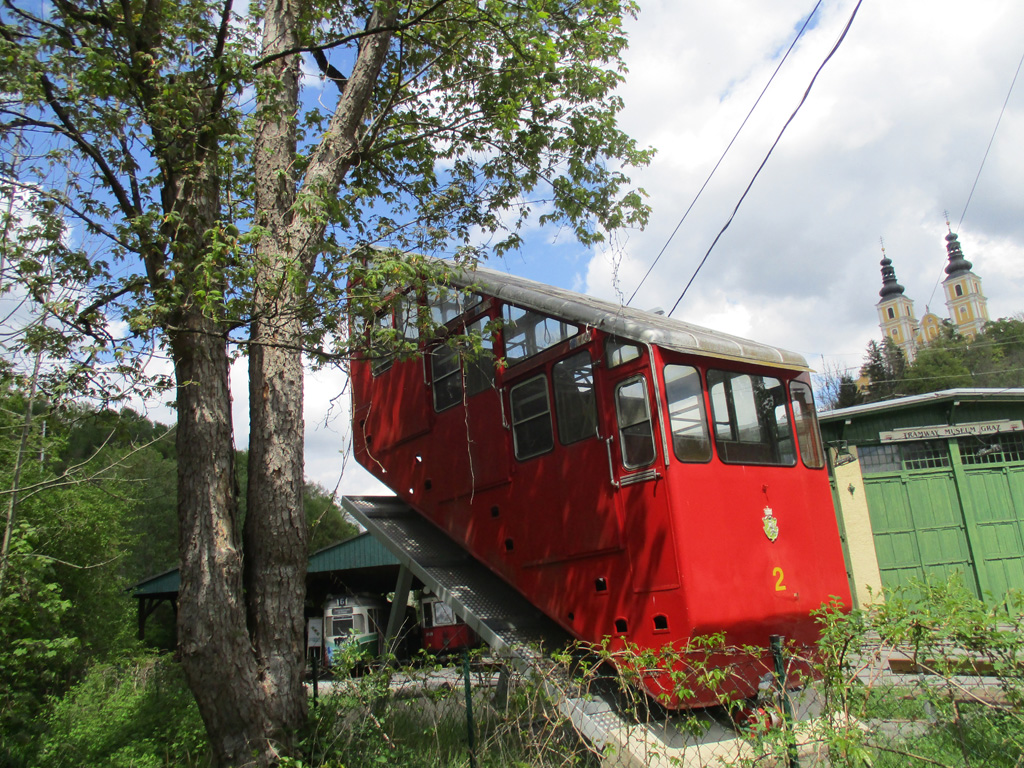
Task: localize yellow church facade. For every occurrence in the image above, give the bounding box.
[876,229,989,362]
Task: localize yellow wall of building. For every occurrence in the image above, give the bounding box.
[833,447,885,608]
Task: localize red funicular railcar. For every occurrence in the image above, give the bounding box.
[350,260,850,706]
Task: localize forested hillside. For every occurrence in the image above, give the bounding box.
[0,383,355,765]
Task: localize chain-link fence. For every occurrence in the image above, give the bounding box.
[306,582,1024,767]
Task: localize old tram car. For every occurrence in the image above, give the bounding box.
[420,591,477,654]
[322,594,387,665]
[350,262,850,705]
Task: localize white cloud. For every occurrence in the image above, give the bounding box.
[576,0,1024,380]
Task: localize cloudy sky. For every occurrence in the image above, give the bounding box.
[295,0,1024,495]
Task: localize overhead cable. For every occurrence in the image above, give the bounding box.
[626,0,824,307]
[926,44,1024,307]
[668,0,864,317]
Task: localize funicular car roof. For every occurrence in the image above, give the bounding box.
[446,261,810,372]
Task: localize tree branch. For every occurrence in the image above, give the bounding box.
[253,0,453,70]
[311,48,348,91]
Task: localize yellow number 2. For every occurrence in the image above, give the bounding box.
[773,567,787,592]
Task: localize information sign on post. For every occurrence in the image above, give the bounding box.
[307,618,323,649]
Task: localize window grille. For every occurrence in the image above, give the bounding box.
[859,441,949,473]
[858,444,901,473]
[959,433,1024,465]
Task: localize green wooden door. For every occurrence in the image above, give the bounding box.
[863,471,978,597]
[955,457,1024,601]
[860,436,1024,603]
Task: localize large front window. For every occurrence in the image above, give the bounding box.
[789,381,825,468]
[664,365,711,462]
[707,371,795,466]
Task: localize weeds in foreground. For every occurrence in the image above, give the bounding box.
[23,579,1023,767]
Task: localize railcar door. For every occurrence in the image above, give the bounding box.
[602,339,680,593]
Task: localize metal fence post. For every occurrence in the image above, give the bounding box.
[463,648,477,768]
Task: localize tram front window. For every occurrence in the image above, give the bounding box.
[707,370,796,466]
[664,365,711,462]
[789,381,825,468]
[331,615,365,637]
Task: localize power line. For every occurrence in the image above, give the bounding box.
[668,0,864,318]
[926,44,1024,307]
[958,47,1024,233]
[626,0,824,307]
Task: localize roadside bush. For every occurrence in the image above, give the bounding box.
[35,654,207,768]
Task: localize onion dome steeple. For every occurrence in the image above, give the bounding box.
[943,229,973,278]
[876,239,919,361]
[878,246,906,299]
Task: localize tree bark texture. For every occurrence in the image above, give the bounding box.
[245,0,309,744]
[173,316,273,766]
[243,2,399,745]
[164,86,282,766]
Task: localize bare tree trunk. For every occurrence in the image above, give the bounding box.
[244,0,309,744]
[172,315,274,766]
[231,0,399,757]
[166,89,285,765]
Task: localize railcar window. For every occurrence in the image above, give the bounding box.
[510,375,554,459]
[464,316,497,396]
[789,382,825,468]
[370,312,395,375]
[432,602,456,626]
[428,287,481,328]
[395,294,420,342]
[615,377,656,468]
[664,365,711,462]
[706,371,796,466]
[553,352,598,444]
[503,304,578,364]
[606,339,642,367]
[431,345,462,411]
[331,615,365,636]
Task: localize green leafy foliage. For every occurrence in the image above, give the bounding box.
[0,524,80,765]
[36,655,208,768]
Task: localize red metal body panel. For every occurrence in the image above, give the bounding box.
[351,278,850,707]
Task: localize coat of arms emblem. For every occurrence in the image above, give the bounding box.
[762,506,779,542]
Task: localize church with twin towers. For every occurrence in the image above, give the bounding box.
[876,227,989,363]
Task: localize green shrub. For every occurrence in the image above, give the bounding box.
[35,654,208,768]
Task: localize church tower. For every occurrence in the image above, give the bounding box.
[942,227,989,338]
[876,247,920,361]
